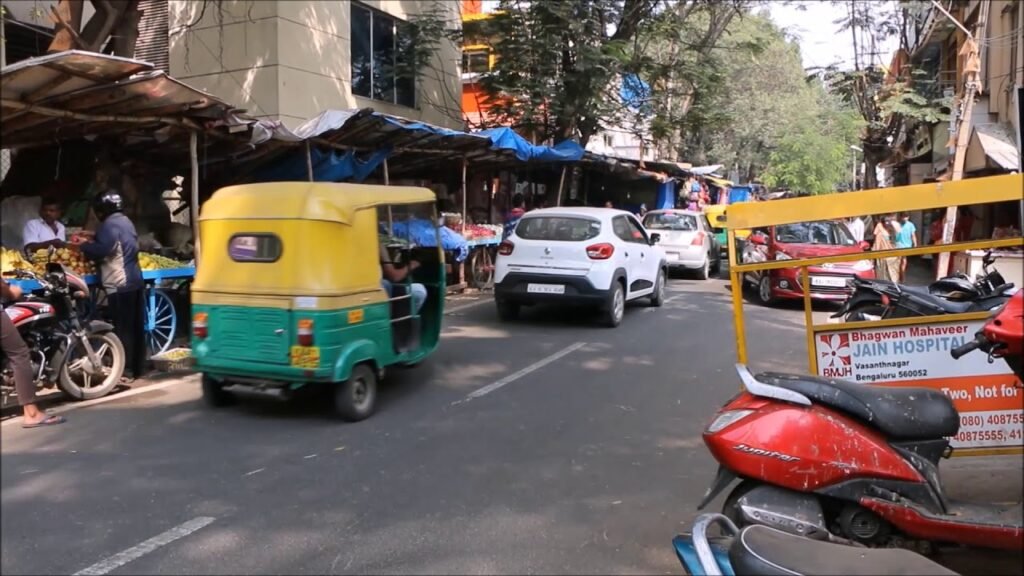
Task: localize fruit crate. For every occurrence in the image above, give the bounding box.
[150,347,195,372]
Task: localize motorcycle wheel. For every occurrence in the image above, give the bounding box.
[58,331,126,400]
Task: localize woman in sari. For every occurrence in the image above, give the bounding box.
[873,215,901,281]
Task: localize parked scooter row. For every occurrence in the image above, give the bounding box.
[674,292,1024,574]
[835,251,1016,322]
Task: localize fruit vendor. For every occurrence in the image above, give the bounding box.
[22,198,67,255]
[71,191,147,380]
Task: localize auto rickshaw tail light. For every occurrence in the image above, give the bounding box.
[498,241,514,256]
[193,312,208,339]
[297,319,314,346]
[586,243,615,260]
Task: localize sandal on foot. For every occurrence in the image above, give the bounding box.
[22,415,67,429]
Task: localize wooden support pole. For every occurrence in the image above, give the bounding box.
[384,159,392,234]
[305,141,314,182]
[190,130,201,266]
[461,156,468,233]
[556,165,568,207]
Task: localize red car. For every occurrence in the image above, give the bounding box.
[742,221,874,305]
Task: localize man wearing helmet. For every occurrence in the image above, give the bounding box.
[71,191,146,380]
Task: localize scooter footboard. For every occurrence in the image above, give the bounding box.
[731,484,832,540]
[861,495,1024,551]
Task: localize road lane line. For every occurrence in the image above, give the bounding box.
[2,376,198,428]
[445,298,490,314]
[460,342,587,402]
[72,516,215,576]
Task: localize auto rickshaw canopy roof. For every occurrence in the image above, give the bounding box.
[201,182,437,225]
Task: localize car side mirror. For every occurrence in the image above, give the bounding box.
[858,240,870,250]
[649,233,661,245]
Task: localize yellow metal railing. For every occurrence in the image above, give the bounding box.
[722,174,1024,457]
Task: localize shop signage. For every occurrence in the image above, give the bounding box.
[816,318,1023,451]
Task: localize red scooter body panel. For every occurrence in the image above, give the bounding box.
[985,291,1023,356]
[705,392,924,491]
[861,497,1024,550]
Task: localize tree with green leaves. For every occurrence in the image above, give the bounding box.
[822,0,950,189]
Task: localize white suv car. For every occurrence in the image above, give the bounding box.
[494,207,668,327]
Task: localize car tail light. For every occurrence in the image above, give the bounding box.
[498,241,514,256]
[586,243,615,260]
[193,312,208,339]
[691,232,705,246]
[297,319,314,346]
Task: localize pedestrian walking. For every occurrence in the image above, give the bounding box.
[1,279,67,428]
[895,212,918,282]
[846,215,865,243]
[872,215,901,281]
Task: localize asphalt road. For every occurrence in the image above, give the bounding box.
[2,274,1021,575]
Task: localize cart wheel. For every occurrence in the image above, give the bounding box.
[470,247,495,289]
[146,288,177,356]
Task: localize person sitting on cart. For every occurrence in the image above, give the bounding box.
[379,243,426,315]
[22,198,67,255]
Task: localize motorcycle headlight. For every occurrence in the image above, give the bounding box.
[853,259,874,271]
[775,252,792,261]
[707,410,754,433]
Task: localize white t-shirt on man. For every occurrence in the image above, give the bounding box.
[847,217,865,242]
[22,218,66,250]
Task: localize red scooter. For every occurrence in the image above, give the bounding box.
[698,292,1024,552]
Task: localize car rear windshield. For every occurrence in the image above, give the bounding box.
[515,216,601,241]
[643,213,698,231]
[775,222,855,246]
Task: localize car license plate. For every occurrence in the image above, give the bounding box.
[666,252,680,261]
[290,346,320,368]
[527,283,565,294]
[811,276,848,288]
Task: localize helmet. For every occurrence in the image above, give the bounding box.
[93,190,124,220]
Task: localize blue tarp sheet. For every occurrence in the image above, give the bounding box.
[390,219,470,263]
[656,181,676,210]
[729,186,752,204]
[477,127,585,162]
[251,146,392,183]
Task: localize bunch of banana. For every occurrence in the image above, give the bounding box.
[1,247,32,274]
[139,252,187,271]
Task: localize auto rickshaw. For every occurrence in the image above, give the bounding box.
[190,182,445,421]
[703,203,750,257]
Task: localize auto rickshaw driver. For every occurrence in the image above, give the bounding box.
[379,242,426,314]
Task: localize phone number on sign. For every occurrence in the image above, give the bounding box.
[950,410,1024,449]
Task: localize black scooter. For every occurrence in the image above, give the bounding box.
[835,251,1015,322]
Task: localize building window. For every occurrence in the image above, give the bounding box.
[463,50,490,74]
[351,3,416,108]
[603,134,614,148]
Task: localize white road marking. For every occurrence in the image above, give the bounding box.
[2,376,197,428]
[72,516,215,576]
[243,468,265,477]
[459,342,586,402]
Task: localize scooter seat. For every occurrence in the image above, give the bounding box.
[899,285,975,314]
[729,524,958,576]
[758,372,960,440]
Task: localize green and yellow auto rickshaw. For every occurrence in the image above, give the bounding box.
[190,182,445,421]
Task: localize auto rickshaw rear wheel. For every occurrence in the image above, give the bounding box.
[202,374,236,407]
[334,364,378,422]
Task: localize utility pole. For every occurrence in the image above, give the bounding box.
[935,1,987,280]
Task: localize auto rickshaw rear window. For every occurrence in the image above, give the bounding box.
[228,234,282,262]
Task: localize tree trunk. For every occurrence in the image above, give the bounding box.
[863,153,880,190]
[48,0,85,52]
[111,0,143,58]
[80,0,129,53]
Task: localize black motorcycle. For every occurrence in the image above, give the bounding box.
[2,263,126,403]
[834,251,1015,322]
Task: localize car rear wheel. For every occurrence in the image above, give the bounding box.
[496,299,520,321]
[757,275,776,306]
[650,270,666,307]
[601,281,625,328]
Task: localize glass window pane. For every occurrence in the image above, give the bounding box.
[351,5,372,98]
[516,216,601,241]
[372,11,396,103]
[395,19,416,107]
[229,234,282,262]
